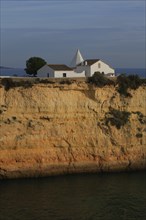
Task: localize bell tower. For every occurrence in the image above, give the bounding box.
[70,49,84,68]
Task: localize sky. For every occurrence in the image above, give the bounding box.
[0,0,146,68]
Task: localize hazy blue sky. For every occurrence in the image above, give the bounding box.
[1,0,145,68]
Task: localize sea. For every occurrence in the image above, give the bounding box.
[0,172,145,220]
[0,67,146,78]
[115,68,146,78]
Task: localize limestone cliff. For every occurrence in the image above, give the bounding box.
[0,78,146,178]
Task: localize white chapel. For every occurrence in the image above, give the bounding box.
[37,49,115,78]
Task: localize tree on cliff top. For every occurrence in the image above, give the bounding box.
[25,57,47,77]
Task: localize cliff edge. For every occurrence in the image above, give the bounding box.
[0,78,146,178]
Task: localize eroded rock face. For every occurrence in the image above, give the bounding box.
[0,80,146,178]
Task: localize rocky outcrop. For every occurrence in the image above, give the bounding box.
[0,79,146,178]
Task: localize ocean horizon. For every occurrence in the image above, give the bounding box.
[116,68,146,78]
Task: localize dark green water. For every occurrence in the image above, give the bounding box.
[0,172,146,220]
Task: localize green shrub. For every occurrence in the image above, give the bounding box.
[60,80,72,85]
[105,108,131,129]
[1,78,33,90]
[88,72,114,87]
[116,74,141,97]
[1,78,56,90]
[1,78,14,91]
[140,78,146,84]
[128,74,141,89]
[38,79,55,84]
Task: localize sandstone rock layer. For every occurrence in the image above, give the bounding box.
[0,80,146,178]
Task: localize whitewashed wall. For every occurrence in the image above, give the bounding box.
[75,65,90,77]
[54,70,85,78]
[37,65,55,77]
[37,61,114,78]
[75,60,115,77]
[73,71,85,77]
[37,65,85,78]
[90,61,115,76]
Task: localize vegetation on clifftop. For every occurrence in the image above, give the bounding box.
[0,78,55,91]
[88,72,146,97]
[116,74,143,97]
[0,73,145,94]
[88,72,114,87]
